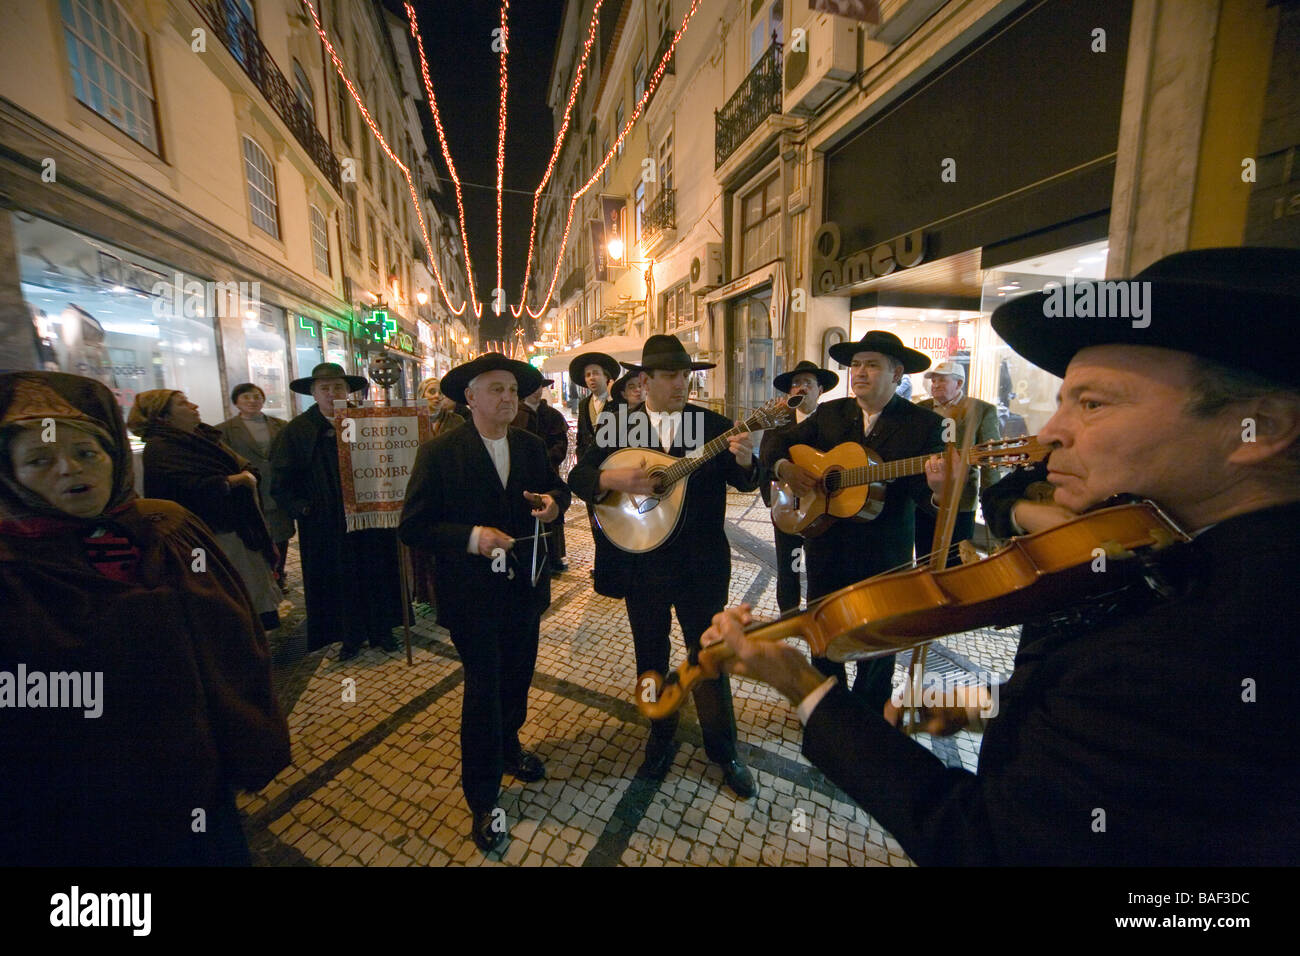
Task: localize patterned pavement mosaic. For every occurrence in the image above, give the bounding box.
[248,489,1020,866]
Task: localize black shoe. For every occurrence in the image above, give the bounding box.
[471,809,507,853]
[720,759,756,799]
[338,645,361,662]
[555,561,569,571]
[638,738,676,780]
[374,634,400,652]
[504,749,546,782]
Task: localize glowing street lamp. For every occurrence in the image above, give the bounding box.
[606,237,624,263]
[417,290,429,306]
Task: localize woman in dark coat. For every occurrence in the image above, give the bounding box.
[270,363,403,659]
[217,383,294,587]
[129,389,282,631]
[0,371,289,865]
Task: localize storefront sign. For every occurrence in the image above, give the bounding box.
[812,223,926,295]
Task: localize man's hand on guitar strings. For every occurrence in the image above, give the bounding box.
[599,467,660,496]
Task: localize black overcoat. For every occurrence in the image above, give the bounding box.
[575,393,605,459]
[398,421,570,631]
[568,403,759,601]
[270,405,402,650]
[803,501,1300,865]
[759,394,944,595]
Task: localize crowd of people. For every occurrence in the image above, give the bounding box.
[2,246,1297,865]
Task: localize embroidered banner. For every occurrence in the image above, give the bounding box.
[335,403,431,531]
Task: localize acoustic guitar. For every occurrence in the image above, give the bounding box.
[595,396,798,553]
[770,435,1050,537]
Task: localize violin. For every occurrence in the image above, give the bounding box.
[636,499,1192,720]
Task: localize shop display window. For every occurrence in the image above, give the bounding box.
[293,316,325,411]
[18,213,224,430]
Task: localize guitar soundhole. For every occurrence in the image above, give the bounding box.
[824,468,841,495]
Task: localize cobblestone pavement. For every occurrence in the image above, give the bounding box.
[247,490,1020,866]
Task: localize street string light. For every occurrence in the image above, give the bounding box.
[300,0,473,316]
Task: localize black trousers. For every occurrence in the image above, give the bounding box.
[773,525,804,614]
[546,514,566,565]
[913,509,976,567]
[624,585,738,764]
[447,611,541,814]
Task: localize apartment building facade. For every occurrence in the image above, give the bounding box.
[0,0,473,426]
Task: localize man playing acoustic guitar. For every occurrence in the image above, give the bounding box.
[569,336,760,796]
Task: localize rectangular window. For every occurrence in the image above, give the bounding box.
[383,234,391,279]
[366,206,378,271]
[633,52,646,103]
[61,0,159,153]
[345,186,360,250]
[658,132,673,191]
[335,74,352,145]
[242,136,280,238]
[614,103,624,156]
[292,60,315,126]
[380,160,388,208]
[634,181,645,247]
[310,204,330,275]
[362,124,372,181]
[739,171,781,274]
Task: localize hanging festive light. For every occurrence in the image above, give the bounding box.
[495,0,510,316]
[510,0,608,317]
[403,2,484,317]
[300,0,473,316]
[523,0,704,319]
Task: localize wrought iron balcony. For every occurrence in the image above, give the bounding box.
[560,266,585,300]
[651,28,676,81]
[642,187,676,247]
[191,0,342,192]
[715,39,783,169]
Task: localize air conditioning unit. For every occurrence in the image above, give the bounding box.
[690,243,724,292]
[783,14,858,116]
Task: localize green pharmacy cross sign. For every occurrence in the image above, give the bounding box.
[356,309,397,345]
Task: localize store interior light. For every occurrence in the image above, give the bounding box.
[112,285,126,293]
[245,309,257,319]
[543,321,552,331]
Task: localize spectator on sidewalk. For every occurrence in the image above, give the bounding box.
[217,383,294,590]
[0,371,289,865]
[130,388,282,632]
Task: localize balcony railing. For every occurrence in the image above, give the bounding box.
[715,39,783,169]
[192,0,342,192]
[560,266,585,300]
[651,28,676,81]
[642,187,676,246]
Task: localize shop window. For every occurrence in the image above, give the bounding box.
[739,171,780,275]
[292,59,315,126]
[242,136,280,238]
[60,0,159,154]
[310,204,330,275]
[18,214,223,425]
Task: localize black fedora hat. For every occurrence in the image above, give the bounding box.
[773,360,839,393]
[623,334,715,372]
[828,331,930,374]
[568,351,620,383]
[610,369,644,403]
[992,247,1300,386]
[290,361,368,395]
[441,352,545,405]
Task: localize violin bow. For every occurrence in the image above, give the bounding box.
[904,398,979,736]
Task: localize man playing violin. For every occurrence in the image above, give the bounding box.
[706,247,1300,864]
[760,331,946,713]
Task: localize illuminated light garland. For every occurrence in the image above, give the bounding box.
[300,0,473,316]
[403,2,483,317]
[510,0,608,318]
[523,0,703,319]
[495,0,509,316]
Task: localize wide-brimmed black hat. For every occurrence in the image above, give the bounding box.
[290,362,368,395]
[992,247,1300,386]
[828,331,930,374]
[568,351,620,383]
[441,352,545,405]
[610,370,644,403]
[773,360,839,393]
[622,334,715,373]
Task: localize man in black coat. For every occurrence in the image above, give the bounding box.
[571,351,619,459]
[758,360,837,613]
[399,354,570,853]
[761,332,944,710]
[568,336,759,797]
[514,380,571,573]
[270,363,402,659]
[705,247,1300,864]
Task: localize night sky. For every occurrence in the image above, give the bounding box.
[391,0,567,343]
